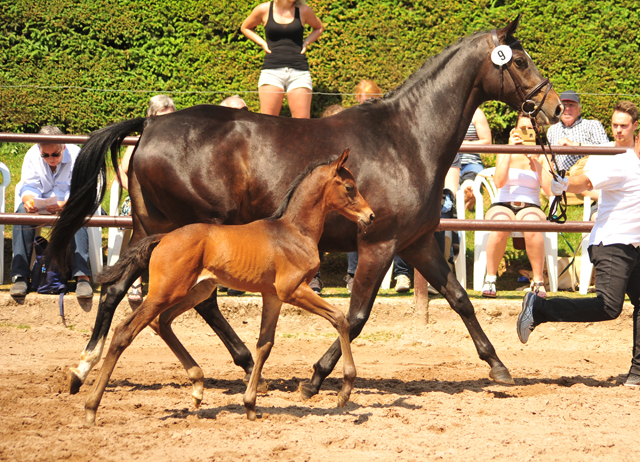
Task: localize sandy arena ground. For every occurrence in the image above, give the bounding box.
[1,292,639,461]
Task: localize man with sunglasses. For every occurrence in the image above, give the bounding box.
[10,125,93,299]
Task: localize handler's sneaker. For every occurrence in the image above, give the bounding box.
[517,292,537,344]
[309,276,323,295]
[624,373,640,388]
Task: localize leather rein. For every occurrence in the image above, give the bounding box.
[490,30,568,223]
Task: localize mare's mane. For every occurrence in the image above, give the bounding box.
[270,157,336,220]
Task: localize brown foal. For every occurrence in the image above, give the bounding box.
[86,149,374,425]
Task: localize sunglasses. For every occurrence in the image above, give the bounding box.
[40,150,62,158]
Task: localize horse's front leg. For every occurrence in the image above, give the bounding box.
[300,241,396,400]
[68,265,144,394]
[193,291,267,393]
[399,233,514,384]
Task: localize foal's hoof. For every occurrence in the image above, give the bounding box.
[84,410,97,428]
[337,393,349,409]
[298,381,318,401]
[489,365,515,385]
[68,369,83,395]
[193,396,202,409]
[246,409,257,421]
[243,374,269,394]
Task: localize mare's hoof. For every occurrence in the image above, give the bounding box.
[489,365,515,385]
[298,381,318,401]
[68,369,83,395]
[246,409,257,421]
[193,396,202,409]
[337,393,348,409]
[243,374,269,394]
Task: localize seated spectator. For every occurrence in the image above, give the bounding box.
[10,125,92,299]
[119,95,176,301]
[344,80,411,293]
[460,107,492,211]
[482,114,548,298]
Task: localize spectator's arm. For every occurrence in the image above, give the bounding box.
[300,6,324,53]
[18,150,42,200]
[462,108,492,145]
[587,120,610,145]
[241,4,271,54]
[118,146,134,191]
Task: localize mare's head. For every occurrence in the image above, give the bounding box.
[481,15,563,125]
[324,149,375,230]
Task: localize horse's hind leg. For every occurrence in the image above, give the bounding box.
[286,284,357,408]
[68,263,144,394]
[244,293,282,421]
[399,234,514,384]
[193,291,266,393]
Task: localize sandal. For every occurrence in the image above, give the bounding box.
[128,283,143,303]
[530,281,547,298]
[482,276,497,298]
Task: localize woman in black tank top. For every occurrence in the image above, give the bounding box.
[241,1,323,118]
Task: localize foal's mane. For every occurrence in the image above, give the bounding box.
[270,157,335,220]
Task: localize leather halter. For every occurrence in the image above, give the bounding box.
[490,29,567,223]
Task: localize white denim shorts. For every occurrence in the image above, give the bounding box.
[258,67,313,92]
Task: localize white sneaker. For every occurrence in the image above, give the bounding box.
[395,275,411,293]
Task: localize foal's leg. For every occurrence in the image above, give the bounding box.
[300,241,396,399]
[193,291,266,392]
[285,284,357,407]
[399,234,514,384]
[148,281,217,408]
[84,295,168,427]
[244,293,283,421]
[68,262,144,394]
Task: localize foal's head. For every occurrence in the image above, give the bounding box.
[323,149,375,230]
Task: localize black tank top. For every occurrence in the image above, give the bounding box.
[262,2,309,71]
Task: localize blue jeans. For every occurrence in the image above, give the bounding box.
[11,203,91,281]
[460,162,484,183]
[347,252,410,278]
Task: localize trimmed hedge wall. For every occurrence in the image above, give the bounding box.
[1,0,639,141]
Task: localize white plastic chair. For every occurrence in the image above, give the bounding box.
[106,180,132,266]
[579,196,595,294]
[469,168,558,292]
[13,184,103,283]
[0,163,10,284]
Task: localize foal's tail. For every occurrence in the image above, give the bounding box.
[96,234,165,286]
[46,118,147,268]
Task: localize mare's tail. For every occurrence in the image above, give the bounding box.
[96,234,165,286]
[46,118,146,268]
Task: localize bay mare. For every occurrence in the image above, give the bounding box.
[48,17,562,399]
[83,150,374,426]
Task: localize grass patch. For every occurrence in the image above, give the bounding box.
[0,322,31,329]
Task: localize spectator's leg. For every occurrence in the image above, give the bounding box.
[347,252,358,277]
[10,203,35,281]
[70,227,91,279]
[392,255,411,278]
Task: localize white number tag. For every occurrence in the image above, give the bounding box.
[491,45,513,66]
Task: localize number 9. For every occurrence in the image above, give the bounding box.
[498,50,506,61]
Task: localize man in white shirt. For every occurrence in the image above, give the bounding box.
[10,126,92,299]
[518,133,640,387]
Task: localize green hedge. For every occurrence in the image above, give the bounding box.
[1,0,639,142]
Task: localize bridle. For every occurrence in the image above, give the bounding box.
[490,29,568,223]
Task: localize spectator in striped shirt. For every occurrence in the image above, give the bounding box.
[546,90,609,172]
